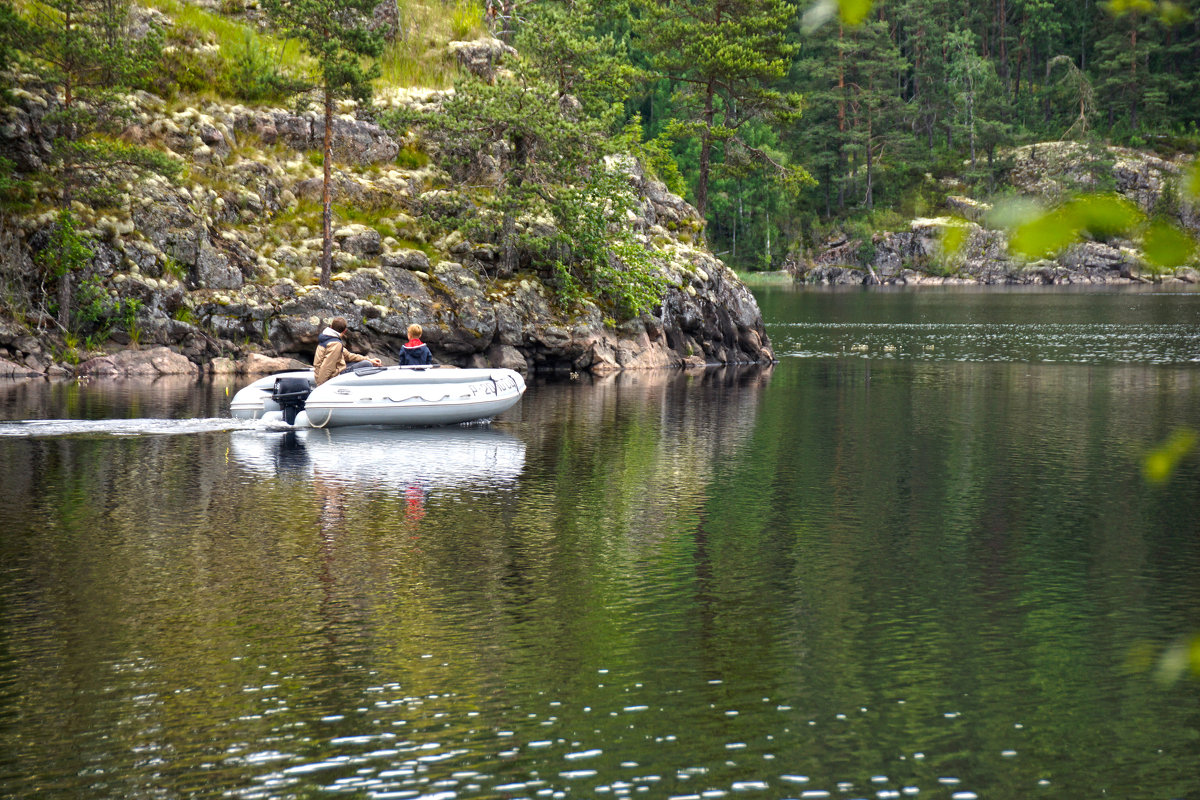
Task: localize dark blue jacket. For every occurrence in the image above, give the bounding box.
[399,339,433,366]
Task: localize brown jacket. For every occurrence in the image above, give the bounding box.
[313,328,369,385]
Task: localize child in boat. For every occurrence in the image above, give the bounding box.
[399,323,433,366]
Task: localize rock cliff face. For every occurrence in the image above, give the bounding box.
[797,141,1200,286]
[0,74,773,378]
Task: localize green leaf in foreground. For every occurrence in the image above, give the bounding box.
[1142,221,1197,267]
[801,0,874,30]
[1007,194,1151,260]
[1142,428,1198,484]
[1186,160,1200,200]
[1069,193,1144,239]
[1156,634,1200,685]
[940,218,970,259]
[838,0,873,25]
[1009,207,1079,259]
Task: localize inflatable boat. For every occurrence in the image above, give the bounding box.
[229,364,526,428]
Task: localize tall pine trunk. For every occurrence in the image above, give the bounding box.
[865,106,874,210]
[697,80,715,220]
[57,7,77,331]
[320,86,333,287]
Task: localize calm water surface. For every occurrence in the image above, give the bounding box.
[1,288,1199,800]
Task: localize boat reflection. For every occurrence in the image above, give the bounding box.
[229,426,527,493]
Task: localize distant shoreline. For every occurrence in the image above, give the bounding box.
[775,265,1200,289]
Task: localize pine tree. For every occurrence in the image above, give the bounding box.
[386,57,666,317]
[17,0,172,329]
[633,0,806,222]
[514,0,643,122]
[842,15,908,210]
[0,1,26,75]
[263,0,382,288]
[1092,4,1150,134]
[892,0,955,152]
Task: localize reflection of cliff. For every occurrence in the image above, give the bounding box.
[419,364,776,692]
[523,364,768,506]
[513,364,773,544]
[0,375,232,421]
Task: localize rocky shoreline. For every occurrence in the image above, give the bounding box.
[1,71,774,381]
[796,218,1200,287]
[792,142,1200,288]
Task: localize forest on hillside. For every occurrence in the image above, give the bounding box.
[612,0,1200,268]
[3,0,1199,276]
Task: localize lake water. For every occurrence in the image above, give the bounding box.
[1,287,1198,800]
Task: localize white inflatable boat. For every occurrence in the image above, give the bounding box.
[229,364,526,428]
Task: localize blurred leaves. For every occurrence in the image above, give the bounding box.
[1073,194,1143,239]
[1141,428,1197,484]
[1009,205,1083,260]
[1187,160,1200,200]
[999,192,1197,268]
[1107,0,1194,24]
[1107,0,1160,14]
[1142,221,1197,268]
[804,0,1190,32]
[939,217,970,259]
[802,0,873,31]
[1155,634,1200,685]
[808,0,1189,30]
[837,0,873,24]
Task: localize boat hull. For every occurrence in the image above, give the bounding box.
[229,366,526,427]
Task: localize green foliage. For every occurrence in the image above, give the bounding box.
[263,0,382,106]
[161,254,187,281]
[634,0,805,217]
[71,274,143,339]
[221,32,306,102]
[1187,160,1200,199]
[1002,191,1196,271]
[1008,196,1130,259]
[384,62,666,318]
[264,0,383,287]
[939,217,971,263]
[172,305,197,325]
[449,0,483,40]
[801,0,874,30]
[376,2,459,90]
[145,0,312,99]
[60,137,183,206]
[20,0,165,96]
[0,156,33,210]
[57,332,82,364]
[29,210,150,336]
[395,145,429,170]
[0,0,27,73]
[514,1,644,123]
[544,168,668,317]
[35,209,92,282]
[72,273,110,330]
[617,116,685,196]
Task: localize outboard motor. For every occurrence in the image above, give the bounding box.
[271,376,313,425]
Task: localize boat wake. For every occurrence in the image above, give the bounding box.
[0,417,267,438]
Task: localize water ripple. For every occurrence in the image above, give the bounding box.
[770,321,1200,364]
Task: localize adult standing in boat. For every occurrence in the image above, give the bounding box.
[398,323,433,367]
[314,317,381,385]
